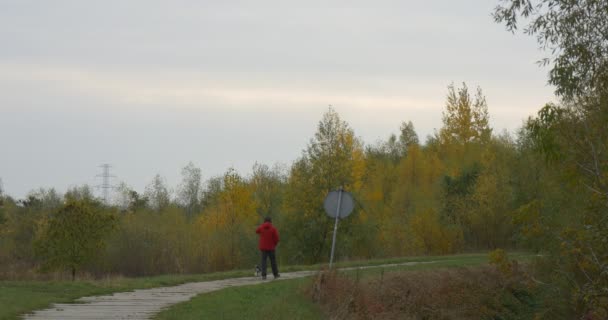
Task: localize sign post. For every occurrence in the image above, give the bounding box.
[328,188,342,269]
[324,187,354,269]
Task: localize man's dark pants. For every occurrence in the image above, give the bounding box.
[260,250,279,277]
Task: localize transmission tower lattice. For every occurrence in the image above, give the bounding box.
[96,164,115,204]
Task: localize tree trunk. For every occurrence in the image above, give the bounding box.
[71,267,76,281]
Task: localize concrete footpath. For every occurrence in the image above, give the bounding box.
[23,261,435,320]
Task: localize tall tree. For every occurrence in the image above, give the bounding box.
[307,107,365,190]
[197,168,257,269]
[177,162,202,217]
[114,182,148,213]
[440,83,491,145]
[495,0,608,317]
[494,0,608,98]
[399,120,419,152]
[250,163,286,219]
[144,174,171,212]
[284,108,365,263]
[468,136,517,249]
[201,176,223,210]
[0,178,5,226]
[517,99,608,318]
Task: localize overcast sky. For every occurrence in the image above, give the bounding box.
[0,0,555,199]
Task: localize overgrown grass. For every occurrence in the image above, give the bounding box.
[313,253,542,320]
[312,265,541,320]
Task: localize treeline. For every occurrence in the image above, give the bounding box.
[1,77,606,317]
[2,83,528,278]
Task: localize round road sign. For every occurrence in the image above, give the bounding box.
[324,190,354,218]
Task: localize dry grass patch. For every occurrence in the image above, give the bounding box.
[310,265,536,320]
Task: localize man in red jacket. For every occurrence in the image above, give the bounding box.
[256,216,280,280]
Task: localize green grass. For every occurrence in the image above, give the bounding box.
[155,277,322,320]
[301,251,534,271]
[0,270,262,320]
[153,252,538,320]
[331,251,535,280]
[0,252,536,320]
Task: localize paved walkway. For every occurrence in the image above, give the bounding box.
[23,261,436,320]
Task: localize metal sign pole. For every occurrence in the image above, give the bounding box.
[329,187,343,269]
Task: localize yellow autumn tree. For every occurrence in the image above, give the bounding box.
[440,83,491,145]
[196,168,258,270]
[358,147,399,257]
[409,208,462,254]
[436,83,491,178]
[468,135,517,248]
[388,145,455,255]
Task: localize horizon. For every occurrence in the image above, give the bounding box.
[0,0,555,199]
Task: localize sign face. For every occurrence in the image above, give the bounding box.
[324,190,354,218]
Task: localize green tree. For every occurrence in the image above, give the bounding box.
[0,189,63,268]
[0,178,5,226]
[494,0,608,98]
[527,97,608,316]
[201,176,223,210]
[250,163,286,219]
[366,135,400,163]
[307,107,365,190]
[284,108,365,263]
[440,163,480,237]
[468,136,517,249]
[114,182,148,213]
[495,1,608,317]
[366,121,419,163]
[399,120,419,152]
[65,185,95,202]
[177,162,202,217]
[144,174,171,212]
[34,199,116,280]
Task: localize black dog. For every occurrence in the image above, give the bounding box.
[254,265,262,277]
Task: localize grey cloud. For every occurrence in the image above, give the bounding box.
[0,0,554,198]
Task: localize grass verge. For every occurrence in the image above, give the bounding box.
[0,270,256,320]
[154,277,322,320]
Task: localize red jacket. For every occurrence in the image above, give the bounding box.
[256,221,279,251]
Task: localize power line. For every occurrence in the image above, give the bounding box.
[96,164,115,204]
